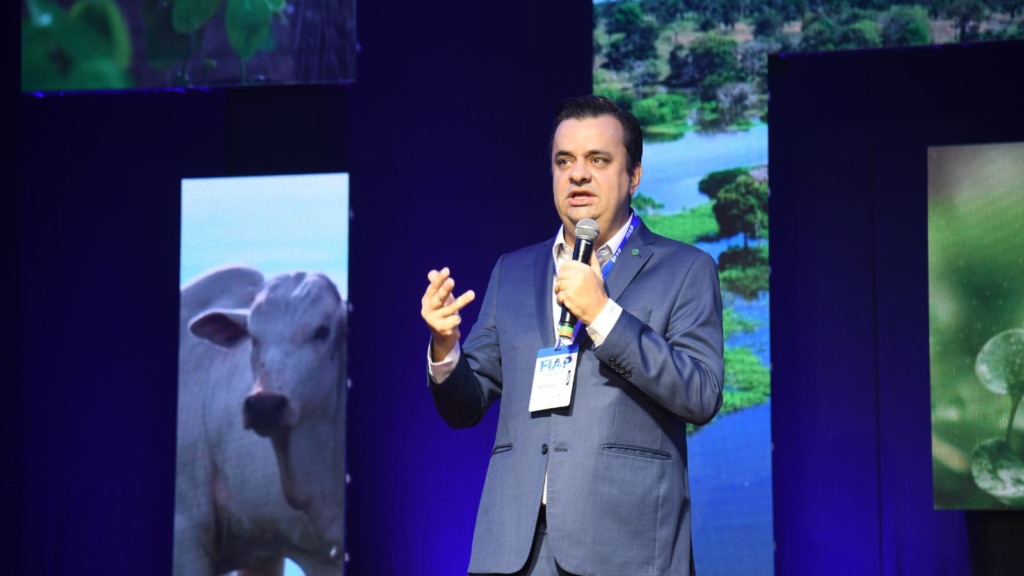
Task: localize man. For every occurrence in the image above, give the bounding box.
[420,95,724,576]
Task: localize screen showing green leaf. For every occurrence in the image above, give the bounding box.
[22,0,356,92]
[929,142,1024,509]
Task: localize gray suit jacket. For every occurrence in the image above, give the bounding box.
[430,222,724,576]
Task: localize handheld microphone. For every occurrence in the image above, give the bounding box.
[557,218,600,341]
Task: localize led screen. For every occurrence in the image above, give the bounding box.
[176,173,349,574]
[929,142,1024,509]
[22,0,356,93]
[594,0,1024,568]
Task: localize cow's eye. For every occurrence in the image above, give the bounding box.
[313,325,330,341]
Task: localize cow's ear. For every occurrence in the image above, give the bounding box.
[190,308,251,348]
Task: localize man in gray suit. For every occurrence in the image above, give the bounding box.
[420,95,724,576]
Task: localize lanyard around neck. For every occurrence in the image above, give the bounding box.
[555,212,640,346]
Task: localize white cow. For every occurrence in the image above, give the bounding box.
[175,266,347,576]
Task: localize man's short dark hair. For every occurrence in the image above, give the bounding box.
[551,95,643,177]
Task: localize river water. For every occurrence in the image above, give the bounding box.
[643,124,774,574]
[641,123,769,212]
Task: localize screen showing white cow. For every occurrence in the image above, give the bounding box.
[177,174,349,575]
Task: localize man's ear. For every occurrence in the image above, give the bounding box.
[630,164,644,194]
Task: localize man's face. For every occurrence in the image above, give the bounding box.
[552,114,642,245]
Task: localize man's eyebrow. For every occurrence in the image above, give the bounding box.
[554,148,613,157]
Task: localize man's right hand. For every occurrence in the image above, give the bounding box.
[421,267,476,362]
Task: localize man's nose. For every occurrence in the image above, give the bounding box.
[569,162,591,184]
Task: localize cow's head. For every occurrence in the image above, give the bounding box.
[189,272,347,551]
[190,273,346,434]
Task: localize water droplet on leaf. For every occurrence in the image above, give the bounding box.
[976,328,1024,396]
[972,438,1024,505]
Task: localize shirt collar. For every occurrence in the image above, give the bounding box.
[551,211,635,267]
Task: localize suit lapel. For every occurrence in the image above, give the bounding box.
[605,222,654,301]
[532,242,556,348]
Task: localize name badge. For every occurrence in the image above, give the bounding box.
[529,345,579,412]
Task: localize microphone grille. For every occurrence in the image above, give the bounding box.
[575,218,600,242]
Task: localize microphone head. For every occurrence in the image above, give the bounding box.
[574,218,600,242]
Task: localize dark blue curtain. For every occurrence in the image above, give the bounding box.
[770,40,1024,576]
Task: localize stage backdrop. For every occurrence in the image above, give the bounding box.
[769,40,1024,576]
[593,1,1024,572]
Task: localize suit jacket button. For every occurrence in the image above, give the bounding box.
[541,444,549,455]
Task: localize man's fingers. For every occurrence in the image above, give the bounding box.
[421,268,475,337]
[431,315,463,337]
[444,289,476,314]
[426,267,450,295]
[436,277,456,306]
[423,268,453,307]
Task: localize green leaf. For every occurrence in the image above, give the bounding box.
[226,0,272,60]
[972,438,1024,506]
[22,20,65,91]
[66,58,132,90]
[144,0,192,70]
[68,0,133,70]
[976,328,1024,397]
[22,0,134,91]
[173,0,222,34]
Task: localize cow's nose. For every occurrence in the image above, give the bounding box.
[244,392,289,436]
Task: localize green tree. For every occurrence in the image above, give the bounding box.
[799,15,842,51]
[718,245,769,298]
[699,167,749,199]
[713,175,768,247]
[839,19,881,49]
[602,1,658,73]
[641,0,687,25]
[800,14,883,51]
[739,40,776,91]
[716,82,754,126]
[605,0,645,35]
[631,93,691,127]
[882,5,933,46]
[922,0,954,18]
[992,0,1024,18]
[769,0,809,22]
[667,34,740,88]
[949,0,988,41]
[595,87,636,113]
[632,193,665,215]
[753,11,784,39]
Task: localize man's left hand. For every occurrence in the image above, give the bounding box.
[555,254,607,325]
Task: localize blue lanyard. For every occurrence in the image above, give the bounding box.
[555,212,640,345]
[599,212,639,280]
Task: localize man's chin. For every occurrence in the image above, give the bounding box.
[563,207,599,223]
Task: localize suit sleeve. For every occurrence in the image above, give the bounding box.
[427,255,505,428]
[594,250,724,424]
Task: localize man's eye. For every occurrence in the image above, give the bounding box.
[556,157,572,167]
[592,157,608,165]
